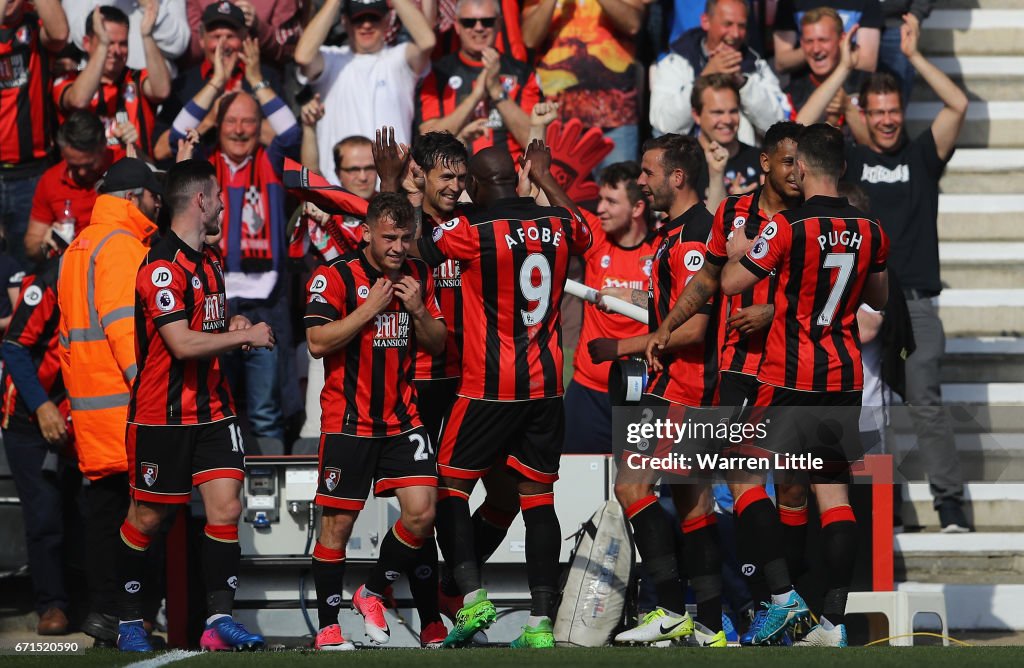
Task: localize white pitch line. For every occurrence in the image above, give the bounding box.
[125,650,202,668]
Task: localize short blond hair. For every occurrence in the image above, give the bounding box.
[800,6,843,36]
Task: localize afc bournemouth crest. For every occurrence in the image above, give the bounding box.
[324,467,341,492]
[142,463,159,487]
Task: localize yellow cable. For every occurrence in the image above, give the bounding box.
[863,632,973,647]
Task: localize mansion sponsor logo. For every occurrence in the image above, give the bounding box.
[373,311,410,347]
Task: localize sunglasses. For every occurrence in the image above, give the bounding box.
[458,17,498,29]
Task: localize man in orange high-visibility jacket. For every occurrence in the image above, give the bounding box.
[57,158,161,646]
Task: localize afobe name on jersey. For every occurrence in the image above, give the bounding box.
[503,225,564,250]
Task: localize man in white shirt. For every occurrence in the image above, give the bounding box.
[295,0,435,185]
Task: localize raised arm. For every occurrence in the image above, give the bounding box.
[901,13,967,160]
[394,0,437,74]
[299,94,325,173]
[35,0,69,51]
[483,49,532,149]
[594,0,644,37]
[295,0,342,82]
[521,0,557,50]
[140,0,171,103]
[61,8,107,111]
[796,26,858,126]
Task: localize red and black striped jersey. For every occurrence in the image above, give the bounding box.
[130,232,235,425]
[304,251,443,437]
[0,13,53,168]
[647,204,719,407]
[418,197,592,401]
[1,258,64,429]
[414,212,464,381]
[741,195,890,392]
[706,190,776,377]
[573,209,658,392]
[53,69,156,156]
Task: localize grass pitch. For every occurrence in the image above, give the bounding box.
[4,646,1024,668]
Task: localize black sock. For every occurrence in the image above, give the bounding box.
[202,524,241,617]
[821,506,858,627]
[408,538,442,624]
[682,515,723,632]
[311,542,346,629]
[779,504,809,583]
[116,521,151,621]
[435,492,480,595]
[734,488,791,595]
[440,566,460,597]
[472,502,517,564]
[366,521,424,595]
[625,496,686,614]
[736,514,769,605]
[522,494,560,618]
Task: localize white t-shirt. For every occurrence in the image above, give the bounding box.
[308,44,419,185]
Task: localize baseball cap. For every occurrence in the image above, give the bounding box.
[202,1,246,30]
[346,0,389,21]
[98,158,164,197]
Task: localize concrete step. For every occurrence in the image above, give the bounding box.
[937,289,1024,336]
[899,483,1024,532]
[915,57,1024,102]
[908,102,1024,148]
[940,381,1024,404]
[921,10,1024,55]
[941,337,1024,382]
[938,194,1024,240]
[941,149,1024,193]
[938,242,1024,288]
[896,531,1024,585]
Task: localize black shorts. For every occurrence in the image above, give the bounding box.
[716,371,759,409]
[127,419,245,504]
[414,377,459,443]
[316,427,437,510]
[437,396,563,483]
[743,383,863,483]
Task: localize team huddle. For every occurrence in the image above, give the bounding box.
[105,114,887,653]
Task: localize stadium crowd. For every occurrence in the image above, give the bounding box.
[0,0,970,653]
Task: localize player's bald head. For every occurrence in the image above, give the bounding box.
[468,147,517,185]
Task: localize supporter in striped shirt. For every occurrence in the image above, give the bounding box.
[53,4,171,158]
[0,0,69,268]
[1,254,74,635]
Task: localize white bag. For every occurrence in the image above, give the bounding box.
[553,500,635,647]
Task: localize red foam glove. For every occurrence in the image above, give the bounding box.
[544,119,614,203]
